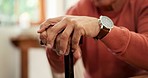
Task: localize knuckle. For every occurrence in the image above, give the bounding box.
[40,32,46,38]
[72,44,77,51]
[40,24,44,29]
[49,27,55,33]
[56,35,61,42]
[42,31,47,36]
[59,44,65,51]
[39,35,43,39]
[75,25,83,30]
[71,19,77,24]
[60,33,68,40]
[75,26,84,35]
[40,19,51,28]
[47,36,52,43]
[46,18,51,22]
[72,38,78,45]
[63,16,70,22]
[63,16,77,26]
[39,35,44,39]
[63,16,73,23]
[40,20,47,28]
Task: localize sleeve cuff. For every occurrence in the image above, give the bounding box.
[101,26,131,55]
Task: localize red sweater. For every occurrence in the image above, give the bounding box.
[66,0,148,78]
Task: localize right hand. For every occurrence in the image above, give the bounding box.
[38,20,81,73]
[38,15,99,56]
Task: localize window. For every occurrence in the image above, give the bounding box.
[45,0,79,18]
[0,0,45,26]
[0,0,79,26]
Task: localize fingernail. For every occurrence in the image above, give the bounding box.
[71,49,75,52]
[59,50,64,55]
[65,51,69,55]
[47,44,52,48]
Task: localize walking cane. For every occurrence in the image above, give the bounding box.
[64,44,74,78]
[40,40,74,78]
[64,37,82,78]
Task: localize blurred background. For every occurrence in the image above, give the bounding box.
[0,0,85,78]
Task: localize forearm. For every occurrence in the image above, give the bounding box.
[102,26,148,70]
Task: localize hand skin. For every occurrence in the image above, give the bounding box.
[38,15,100,73]
[38,15,100,56]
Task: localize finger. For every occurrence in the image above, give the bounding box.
[39,31,47,39]
[37,16,63,33]
[54,34,63,56]
[46,19,67,48]
[72,27,83,52]
[55,35,71,56]
[65,38,71,55]
[51,34,70,56]
[58,24,74,55]
[39,31,47,45]
[37,23,54,33]
[73,45,81,61]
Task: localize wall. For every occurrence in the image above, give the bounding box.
[0,26,21,78]
[0,26,54,78]
[45,0,64,18]
[45,0,79,18]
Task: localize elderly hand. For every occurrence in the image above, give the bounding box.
[38,15,100,56]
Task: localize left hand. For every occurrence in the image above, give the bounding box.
[38,15,100,55]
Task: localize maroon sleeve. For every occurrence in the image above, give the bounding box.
[102,0,148,70]
[66,6,78,15]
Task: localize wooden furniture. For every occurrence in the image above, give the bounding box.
[11,35,42,78]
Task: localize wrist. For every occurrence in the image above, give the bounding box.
[94,16,114,40]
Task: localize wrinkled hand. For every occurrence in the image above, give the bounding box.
[38,15,100,56]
